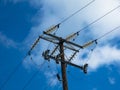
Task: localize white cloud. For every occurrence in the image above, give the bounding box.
[87,45,120,70]
[20,0,120,85]
[4,0,120,88]
[24,0,120,44]
[44,70,60,87]
[0,32,18,48]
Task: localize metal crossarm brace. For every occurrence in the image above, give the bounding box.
[43,31,83,49]
[40,36,79,52]
[47,55,88,73]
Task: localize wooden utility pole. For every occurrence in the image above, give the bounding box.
[40,31,89,90]
[59,41,68,90]
[28,25,94,90]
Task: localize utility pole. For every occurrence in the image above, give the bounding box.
[59,41,68,90]
[41,30,90,90]
[28,24,95,90]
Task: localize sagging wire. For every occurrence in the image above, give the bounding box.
[85,41,98,64]
[0,53,46,90]
[60,0,96,24]
[3,1,120,90]
[97,26,120,40]
[27,0,95,56]
[91,25,120,44]
[82,25,120,64]
[28,24,60,56]
[82,24,120,49]
[75,4,120,35]
[0,55,28,90]
[43,26,118,83]
[68,24,120,71]
[22,61,46,90]
[43,65,62,90]
[42,4,120,88]
[27,1,120,57]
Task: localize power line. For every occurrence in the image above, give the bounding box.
[27,0,95,55]
[76,5,120,34]
[97,25,120,40]
[0,55,28,90]
[85,43,98,63]
[82,25,120,50]
[27,4,120,89]
[52,0,96,45]
[54,4,120,48]
[23,61,46,90]
[21,1,120,58]
[1,1,120,90]
[60,0,95,24]
[0,55,45,90]
[25,3,120,90]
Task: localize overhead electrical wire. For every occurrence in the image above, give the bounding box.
[35,3,120,89]
[97,25,120,40]
[59,0,95,24]
[78,25,120,70]
[75,5,120,34]
[23,61,46,90]
[23,56,61,90]
[44,0,95,58]
[1,1,120,90]
[97,25,120,42]
[85,43,98,63]
[0,55,45,90]
[0,55,28,90]
[27,0,96,55]
[82,25,120,50]
[50,4,120,52]
[43,4,120,59]
[27,1,120,56]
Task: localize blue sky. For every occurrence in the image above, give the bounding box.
[0,0,120,90]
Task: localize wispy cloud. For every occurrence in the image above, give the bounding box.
[76,45,120,71]
[27,0,120,69]
[44,71,59,87]
[17,0,120,86]
[0,32,18,48]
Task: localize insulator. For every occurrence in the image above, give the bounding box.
[28,36,41,55]
[45,24,60,34]
[42,50,50,61]
[55,54,61,64]
[82,40,94,48]
[83,63,88,74]
[66,32,78,41]
[95,39,98,44]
